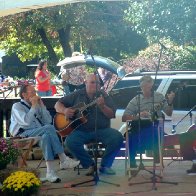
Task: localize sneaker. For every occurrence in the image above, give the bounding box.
[99,167,116,175]
[86,165,95,176]
[60,157,80,169]
[40,171,61,183]
[187,164,196,175]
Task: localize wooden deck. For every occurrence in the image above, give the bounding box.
[26,158,196,196]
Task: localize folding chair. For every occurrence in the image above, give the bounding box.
[8,136,41,168]
[163,134,183,166]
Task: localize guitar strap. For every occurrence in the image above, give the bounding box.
[20,101,44,126]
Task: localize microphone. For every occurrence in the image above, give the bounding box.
[158,41,167,50]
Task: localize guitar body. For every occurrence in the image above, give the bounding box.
[54,113,87,137]
[54,102,90,137]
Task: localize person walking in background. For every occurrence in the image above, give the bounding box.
[35,59,52,96]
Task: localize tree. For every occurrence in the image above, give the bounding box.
[124,0,196,45]
[122,39,196,72]
[0,1,147,69]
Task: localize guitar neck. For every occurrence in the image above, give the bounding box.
[79,99,98,112]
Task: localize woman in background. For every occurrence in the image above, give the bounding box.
[35,60,52,96]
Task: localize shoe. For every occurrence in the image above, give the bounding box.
[60,157,80,169]
[99,167,116,175]
[40,171,61,183]
[187,164,196,175]
[86,165,95,176]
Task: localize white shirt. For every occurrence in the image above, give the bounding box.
[9,99,52,136]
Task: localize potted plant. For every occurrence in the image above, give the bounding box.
[1,171,41,196]
[0,138,20,169]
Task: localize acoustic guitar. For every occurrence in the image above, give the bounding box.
[54,99,98,137]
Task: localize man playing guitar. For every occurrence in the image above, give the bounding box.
[54,73,123,176]
[122,75,175,168]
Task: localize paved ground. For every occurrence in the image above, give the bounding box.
[27,158,196,196]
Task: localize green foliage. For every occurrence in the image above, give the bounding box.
[123,39,196,72]
[0,2,146,65]
[124,0,195,45]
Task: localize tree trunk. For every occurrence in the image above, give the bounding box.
[58,25,72,57]
[37,28,59,65]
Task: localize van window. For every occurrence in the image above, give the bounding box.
[113,80,139,89]
[167,79,196,110]
[111,79,161,109]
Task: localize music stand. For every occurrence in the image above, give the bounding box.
[129,92,163,178]
[70,52,120,187]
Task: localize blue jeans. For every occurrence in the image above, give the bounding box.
[65,128,123,168]
[19,124,64,161]
[37,90,52,97]
[129,124,159,165]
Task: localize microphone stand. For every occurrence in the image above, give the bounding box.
[152,42,178,189]
[172,104,196,134]
[70,51,119,187]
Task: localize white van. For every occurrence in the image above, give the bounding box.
[110,71,196,135]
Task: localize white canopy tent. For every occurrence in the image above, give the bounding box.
[0,0,127,17]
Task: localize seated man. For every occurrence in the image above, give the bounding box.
[54,73,123,175]
[122,75,175,168]
[9,85,79,183]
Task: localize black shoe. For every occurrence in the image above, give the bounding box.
[187,164,196,175]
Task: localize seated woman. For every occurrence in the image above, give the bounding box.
[9,84,79,183]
